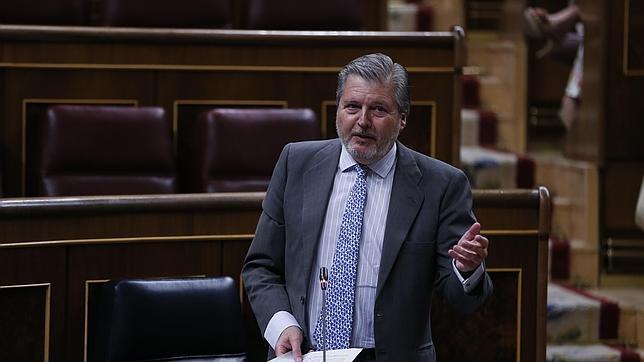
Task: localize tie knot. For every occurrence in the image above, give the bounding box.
[355,164,368,179]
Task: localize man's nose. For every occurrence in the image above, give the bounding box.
[356,106,372,128]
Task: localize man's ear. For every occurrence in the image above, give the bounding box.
[400,114,407,129]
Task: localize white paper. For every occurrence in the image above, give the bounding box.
[269,348,363,362]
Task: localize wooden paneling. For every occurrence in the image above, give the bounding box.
[0,189,550,362]
[467,39,528,154]
[464,188,550,362]
[0,27,463,197]
[565,0,644,274]
[68,241,222,362]
[1,0,387,31]
[0,248,66,362]
[604,0,644,161]
[0,284,50,362]
[0,193,261,362]
[625,0,644,73]
[534,156,600,286]
[433,270,521,361]
[566,0,644,161]
[231,0,387,31]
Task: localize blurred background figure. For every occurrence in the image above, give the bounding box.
[524,3,583,130]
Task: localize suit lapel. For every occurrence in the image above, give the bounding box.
[377,143,424,298]
[300,141,342,291]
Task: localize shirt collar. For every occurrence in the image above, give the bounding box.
[339,142,397,179]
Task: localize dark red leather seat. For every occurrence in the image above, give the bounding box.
[0,0,85,25]
[100,0,232,28]
[187,108,319,193]
[245,0,363,30]
[28,105,176,196]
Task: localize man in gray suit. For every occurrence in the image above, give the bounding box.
[242,53,492,361]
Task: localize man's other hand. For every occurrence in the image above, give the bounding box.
[448,222,489,272]
[275,326,303,361]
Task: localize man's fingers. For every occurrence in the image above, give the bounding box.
[462,222,481,240]
[449,249,478,271]
[276,326,303,360]
[290,333,303,362]
[456,239,488,259]
[475,234,489,249]
[450,247,480,264]
[451,223,489,272]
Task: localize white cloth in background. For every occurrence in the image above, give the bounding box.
[547,283,601,343]
[461,109,480,147]
[460,146,517,189]
[547,344,620,362]
[636,175,644,231]
[565,23,584,100]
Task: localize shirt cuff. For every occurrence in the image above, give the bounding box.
[452,259,485,294]
[264,310,301,350]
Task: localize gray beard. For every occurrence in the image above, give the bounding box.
[337,126,399,165]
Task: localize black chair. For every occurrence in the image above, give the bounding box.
[88,277,247,362]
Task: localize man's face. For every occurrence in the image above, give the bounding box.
[336,75,406,165]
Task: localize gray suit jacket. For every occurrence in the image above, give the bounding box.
[242,139,492,361]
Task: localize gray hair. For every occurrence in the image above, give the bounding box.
[336,53,410,118]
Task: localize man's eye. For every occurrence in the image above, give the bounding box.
[345,104,360,112]
[372,107,389,117]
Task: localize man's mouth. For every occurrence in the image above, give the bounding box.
[351,132,376,141]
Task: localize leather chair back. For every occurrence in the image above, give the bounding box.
[89,277,246,362]
[28,105,176,196]
[0,0,85,25]
[245,0,363,30]
[100,0,233,28]
[187,108,319,192]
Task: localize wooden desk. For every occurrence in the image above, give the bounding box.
[0,188,549,362]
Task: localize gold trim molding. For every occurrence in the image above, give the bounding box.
[0,230,535,248]
[0,234,254,249]
[0,62,455,74]
[481,229,539,236]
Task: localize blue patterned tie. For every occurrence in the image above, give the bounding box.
[314,164,368,350]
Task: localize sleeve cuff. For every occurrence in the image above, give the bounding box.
[264,311,301,350]
[452,259,486,294]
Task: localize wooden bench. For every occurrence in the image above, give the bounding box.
[0,26,464,197]
[0,188,549,362]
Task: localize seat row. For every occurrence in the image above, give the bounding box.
[0,0,365,30]
[26,105,319,197]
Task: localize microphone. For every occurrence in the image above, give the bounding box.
[319,267,329,362]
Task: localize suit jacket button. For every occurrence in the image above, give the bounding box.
[376,313,384,318]
[300,296,306,304]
